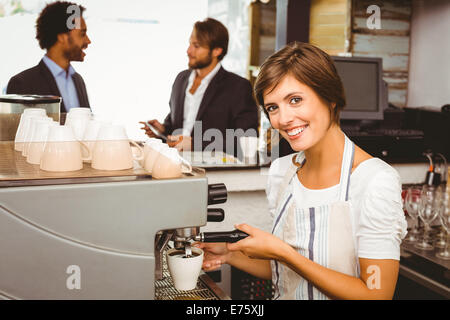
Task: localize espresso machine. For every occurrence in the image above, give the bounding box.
[0,158,246,300]
[0,95,249,300]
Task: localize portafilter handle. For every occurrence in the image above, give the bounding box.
[195,229,249,243]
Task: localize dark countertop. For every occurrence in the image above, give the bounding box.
[400,241,450,299]
[401,242,450,270]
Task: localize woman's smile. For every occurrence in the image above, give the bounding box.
[285,124,309,140]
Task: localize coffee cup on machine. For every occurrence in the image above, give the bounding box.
[151,147,192,179]
[81,119,111,162]
[26,119,59,165]
[166,247,204,291]
[22,116,53,157]
[65,112,92,141]
[67,107,92,118]
[40,125,91,172]
[142,139,165,173]
[14,108,47,152]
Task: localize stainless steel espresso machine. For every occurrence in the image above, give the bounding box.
[0,96,248,300]
[0,138,252,300]
[0,167,241,299]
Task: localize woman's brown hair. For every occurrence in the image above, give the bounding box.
[254,42,346,124]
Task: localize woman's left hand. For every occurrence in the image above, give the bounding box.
[227,223,291,261]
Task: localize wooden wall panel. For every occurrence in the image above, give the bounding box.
[351,0,412,107]
[252,0,413,108]
[309,0,351,54]
[259,0,276,65]
[248,1,276,83]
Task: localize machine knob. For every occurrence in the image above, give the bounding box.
[208,183,227,205]
[207,208,225,222]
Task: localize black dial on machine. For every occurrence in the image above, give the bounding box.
[200,183,249,243]
[207,183,227,205]
[207,208,225,222]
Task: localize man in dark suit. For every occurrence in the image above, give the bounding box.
[7,1,91,121]
[141,18,258,155]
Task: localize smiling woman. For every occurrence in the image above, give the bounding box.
[259,75,336,152]
[254,42,346,124]
[197,41,408,300]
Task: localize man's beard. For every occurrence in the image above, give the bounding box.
[188,51,213,70]
[64,35,85,62]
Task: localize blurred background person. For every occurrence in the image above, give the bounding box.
[7,1,91,123]
[141,17,258,154]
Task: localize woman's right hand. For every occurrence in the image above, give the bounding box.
[193,242,231,272]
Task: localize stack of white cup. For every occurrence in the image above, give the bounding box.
[89,124,144,171]
[142,138,192,179]
[64,107,93,141]
[26,119,59,165]
[142,138,165,172]
[13,107,95,171]
[14,108,63,166]
[22,116,53,157]
[14,108,48,152]
[24,118,59,164]
[40,125,91,172]
[13,107,191,175]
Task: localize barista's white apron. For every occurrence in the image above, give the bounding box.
[271,135,359,300]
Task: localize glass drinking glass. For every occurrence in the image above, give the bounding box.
[415,185,441,250]
[434,225,447,248]
[404,187,422,243]
[434,185,448,248]
[436,192,450,260]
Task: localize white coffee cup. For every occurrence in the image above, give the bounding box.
[22,116,53,157]
[166,247,204,291]
[142,138,165,172]
[26,120,59,165]
[151,147,192,179]
[14,108,47,151]
[239,136,259,165]
[40,125,91,172]
[65,112,91,141]
[91,124,144,171]
[67,107,92,117]
[81,119,111,162]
